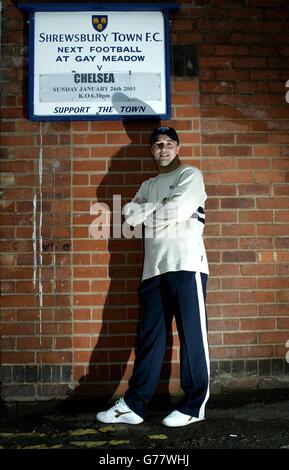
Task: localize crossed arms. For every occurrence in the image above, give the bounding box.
[123,168,206,228]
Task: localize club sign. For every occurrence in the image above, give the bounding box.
[19,3,180,121]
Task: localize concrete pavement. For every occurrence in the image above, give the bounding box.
[0,389,288,450]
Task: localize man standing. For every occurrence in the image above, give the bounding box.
[96,126,210,427]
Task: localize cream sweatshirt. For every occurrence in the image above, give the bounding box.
[123,165,209,280]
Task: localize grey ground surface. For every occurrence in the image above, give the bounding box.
[0,389,288,451]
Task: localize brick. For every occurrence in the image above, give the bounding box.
[271,359,284,376]
[2,384,35,399]
[2,352,35,363]
[251,70,280,80]
[240,319,276,330]
[36,384,71,397]
[209,319,239,331]
[239,346,274,358]
[72,134,106,145]
[223,225,256,237]
[221,198,255,209]
[276,251,289,262]
[200,57,232,68]
[222,251,256,263]
[36,352,72,364]
[172,19,193,31]
[276,283,289,300]
[175,106,200,118]
[224,333,257,345]
[258,277,289,289]
[25,366,38,383]
[259,332,289,344]
[239,211,273,223]
[39,365,52,383]
[222,304,256,319]
[12,366,24,383]
[275,238,289,249]
[207,291,239,305]
[257,224,289,236]
[73,160,107,172]
[258,303,288,317]
[222,277,257,290]
[239,158,271,171]
[219,360,232,375]
[175,80,199,93]
[211,347,241,360]
[0,365,12,382]
[259,359,271,376]
[16,337,42,349]
[206,238,238,251]
[1,135,36,146]
[1,337,16,350]
[71,122,89,132]
[72,147,90,159]
[232,360,245,376]
[50,366,61,383]
[277,318,289,329]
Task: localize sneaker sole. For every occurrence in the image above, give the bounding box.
[96,414,143,425]
[163,417,205,427]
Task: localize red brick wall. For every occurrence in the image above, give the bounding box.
[1,0,289,401]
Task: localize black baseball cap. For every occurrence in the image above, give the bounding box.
[150,126,179,145]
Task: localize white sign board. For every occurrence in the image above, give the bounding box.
[29,10,171,120]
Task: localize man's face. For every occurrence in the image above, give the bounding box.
[151,134,180,167]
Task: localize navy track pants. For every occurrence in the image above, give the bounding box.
[124,270,210,419]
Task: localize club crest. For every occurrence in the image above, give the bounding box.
[92,15,108,32]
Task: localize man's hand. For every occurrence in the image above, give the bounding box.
[132,196,147,204]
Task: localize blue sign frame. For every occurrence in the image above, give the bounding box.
[18,3,180,121]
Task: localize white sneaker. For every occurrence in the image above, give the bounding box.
[96,398,144,425]
[162,410,205,427]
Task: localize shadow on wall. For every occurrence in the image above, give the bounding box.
[57,97,174,414]
[0,383,7,416]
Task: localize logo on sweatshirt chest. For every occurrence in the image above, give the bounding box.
[169,185,175,191]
